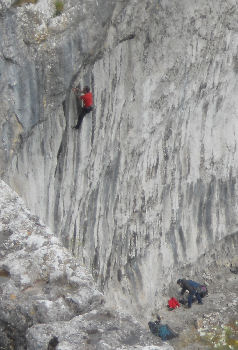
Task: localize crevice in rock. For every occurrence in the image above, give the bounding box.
[0,229,13,245]
[47,336,59,350]
[119,33,136,43]
[0,320,27,350]
[0,268,10,285]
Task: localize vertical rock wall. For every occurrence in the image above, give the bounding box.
[1,0,238,316]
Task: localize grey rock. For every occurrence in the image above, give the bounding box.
[26,308,164,350]
[0,180,165,349]
[0,0,237,339]
[0,180,103,348]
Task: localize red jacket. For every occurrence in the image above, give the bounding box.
[80,92,93,108]
[168,297,180,309]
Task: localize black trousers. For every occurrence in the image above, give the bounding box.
[74,106,92,129]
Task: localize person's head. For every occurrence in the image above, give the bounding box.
[83,86,90,93]
[177,279,183,286]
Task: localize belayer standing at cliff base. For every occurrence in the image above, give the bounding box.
[72,86,93,129]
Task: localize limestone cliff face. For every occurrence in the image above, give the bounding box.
[0,179,167,350]
[1,0,238,316]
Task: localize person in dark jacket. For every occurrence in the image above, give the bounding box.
[72,86,93,129]
[177,279,203,308]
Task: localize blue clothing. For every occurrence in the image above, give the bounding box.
[187,280,202,289]
[188,290,202,307]
[178,279,203,307]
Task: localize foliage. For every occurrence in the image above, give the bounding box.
[199,321,238,350]
[54,0,64,16]
[13,0,38,7]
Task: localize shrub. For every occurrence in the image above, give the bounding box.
[54,0,64,16]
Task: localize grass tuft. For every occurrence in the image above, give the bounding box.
[13,0,38,7]
[54,0,64,16]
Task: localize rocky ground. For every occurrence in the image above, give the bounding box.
[0,179,168,350]
[0,179,237,350]
[149,264,238,350]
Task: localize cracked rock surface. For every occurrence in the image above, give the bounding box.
[0,0,238,330]
[0,179,168,349]
[0,179,237,349]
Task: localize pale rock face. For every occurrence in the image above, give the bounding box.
[0,180,167,349]
[0,0,238,318]
[0,180,102,347]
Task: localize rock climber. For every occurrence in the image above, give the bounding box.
[72,85,93,129]
[177,278,203,308]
